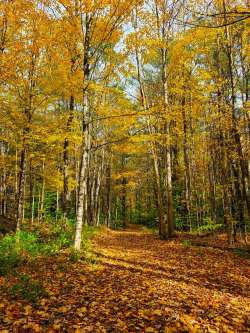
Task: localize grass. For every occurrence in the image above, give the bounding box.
[181,239,192,247]
[0,221,99,276]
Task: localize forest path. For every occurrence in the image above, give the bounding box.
[1,226,250,332]
[91,225,250,332]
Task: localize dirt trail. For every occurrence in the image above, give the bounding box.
[0,226,250,332]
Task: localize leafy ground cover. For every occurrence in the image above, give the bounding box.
[0,226,249,332]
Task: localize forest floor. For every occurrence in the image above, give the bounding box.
[0,225,250,332]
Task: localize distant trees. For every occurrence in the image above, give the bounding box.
[0,0,249,248]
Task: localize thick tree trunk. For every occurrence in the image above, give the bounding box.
[74,12,91,250]
[74,103,90,250]
[163,66,174,238]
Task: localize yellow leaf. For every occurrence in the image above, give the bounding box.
[146,328,156,333]
[80,306,87,313]
[58,306,70,313]
[153,309,162,316]
[24,305,32,315]
[53,323,61,329]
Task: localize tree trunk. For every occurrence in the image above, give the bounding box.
[16,146,26,233]
[152,148,166,237]
[39,159,46,223]
[104,160,112,227]
[74,12,91,250]
[29,159,33,222]
[62,95,74,220]
[74,98,90,250]
[163,64,174,238]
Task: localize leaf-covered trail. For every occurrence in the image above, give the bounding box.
[92,227,250,332]
[0,226,250,332]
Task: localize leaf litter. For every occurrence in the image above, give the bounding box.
[0,226,249,332]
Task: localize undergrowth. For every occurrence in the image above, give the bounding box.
[0,222,98,276]
[10,274,47,303]
[233,248,250,259]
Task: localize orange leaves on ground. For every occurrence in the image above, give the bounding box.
[0,226,249,332]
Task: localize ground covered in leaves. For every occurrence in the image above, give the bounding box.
[0,226,249,332]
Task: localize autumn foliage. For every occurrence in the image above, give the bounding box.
[0,0,250,331]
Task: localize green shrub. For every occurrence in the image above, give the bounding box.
[69,248,82,263]
[197,220,223,233]
[0,234,22,275]
[24,221,74,254]
[10,274,47,303]
[182,239,192,247]
[18,231,41,256]
[0,252,22,276]
[0,222,74,275]
[0,221,99,275]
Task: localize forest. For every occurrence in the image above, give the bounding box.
[0,0,249,332]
